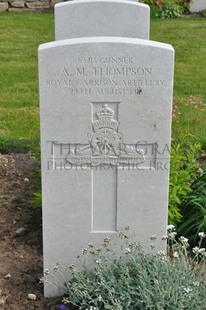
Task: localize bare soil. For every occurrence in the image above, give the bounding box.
[0,153,68,309]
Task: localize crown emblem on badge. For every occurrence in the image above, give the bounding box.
[93,104,118,132]
[96,104,114,121]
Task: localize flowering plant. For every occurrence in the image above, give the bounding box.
[43,226,206,310]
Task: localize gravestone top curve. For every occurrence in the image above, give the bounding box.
[55,0,150,40]
[39,36,173,52]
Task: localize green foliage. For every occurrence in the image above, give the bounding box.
[201,10,206,18]
[155,0,183,19]
[140,0,190,18]
[178,171,206,245]
[197,136,206,150]
[28,146,42,209]
[169,135,202,225]
[139,0,155,4]
[43,228,206,310]
[29,169,42,210]
[29,191,42,209]
[174,0,191,13]
[0,137,33,154]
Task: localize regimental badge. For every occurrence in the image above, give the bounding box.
[66,104,145,166]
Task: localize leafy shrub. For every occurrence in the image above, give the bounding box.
[178,171,206,245]
[140,0,190,18]
[43,227,206,310]
[169,135,201,225]
[155,0,183,18]
[174,0,191,13]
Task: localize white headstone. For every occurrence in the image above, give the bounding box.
[39,36,174,297]
[190,0,206,12]
[55,0,150,40]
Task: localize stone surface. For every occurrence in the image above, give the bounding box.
[0,0,53,10]
[0,2,8,10]
[0,298,6,307]
[55,0,150,40]
[39,37,174,297]
[14,227,27,237]
[190,0,206,12]
[28,293,37,300]
[8,7,36,11]
[10,0,25,8]
[26,0,50,9]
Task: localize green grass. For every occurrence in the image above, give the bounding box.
[0,12,54,150]
[0,13,206,151]
[150,18,206,145]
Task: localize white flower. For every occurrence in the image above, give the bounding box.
[154,279,159,285]
[160,256,167,262]
[44,269,49,275]
[157,250,166,256]
[62,297,70,304]
[168,232,177,239]
[198,168,204,174]
[103,237,111,243]
[192,247,199,254]
[81,248,88,254]
[198,232,206,238]
[167,224,175,231]
[150,243,155,249]
[125,247,131,254]
[183,287,192,293]
[193,281,200,287]
[156,250,167,262]
[179,236,188,244]
[173,251,179,258]
[198,248,205,254]
[97,295,103,301]
[95,259,101,264]
[192,247,205,254]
